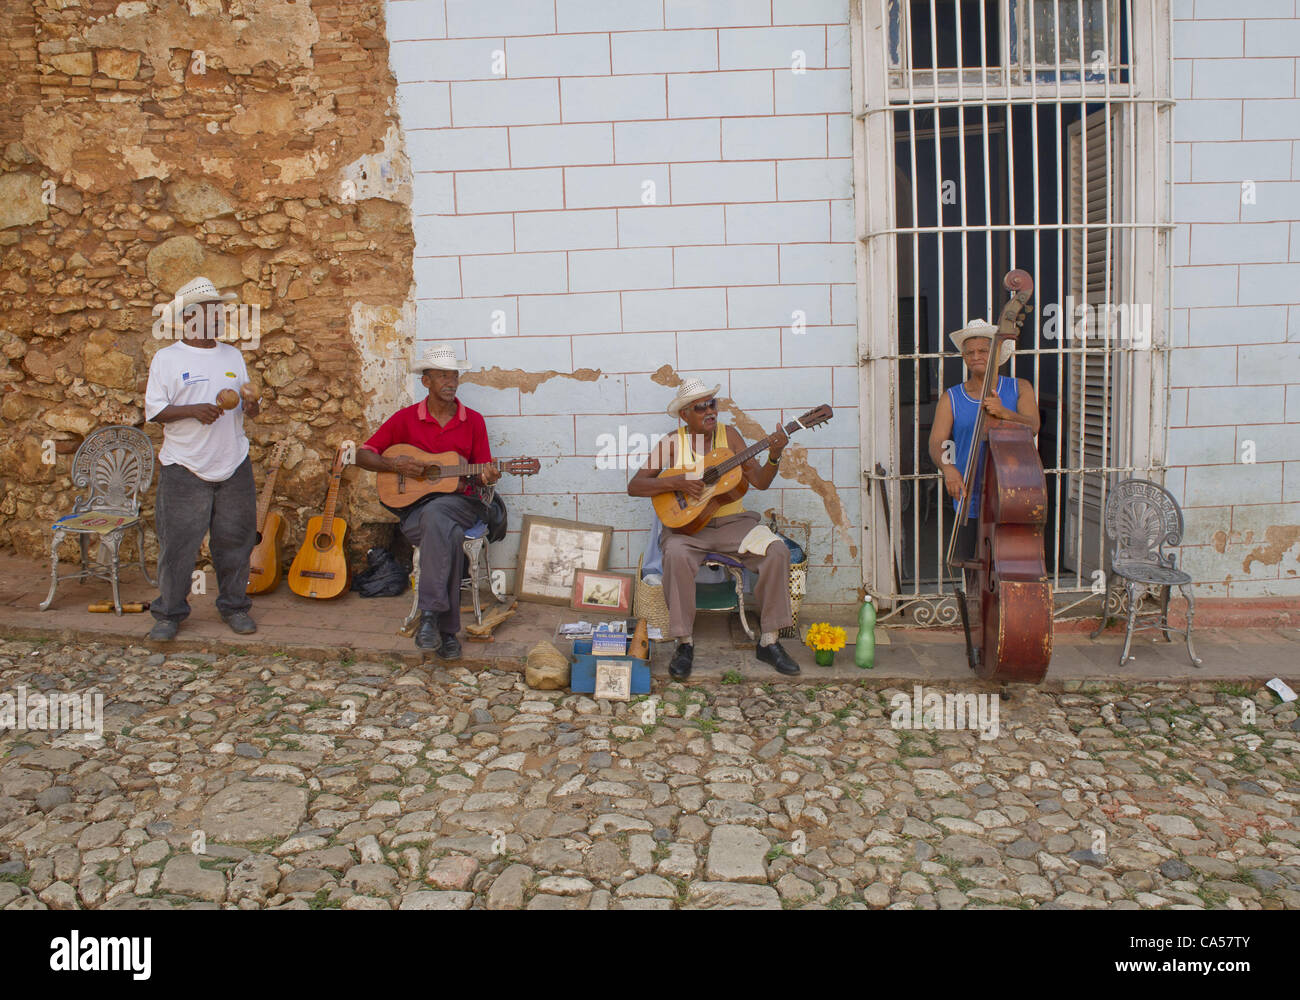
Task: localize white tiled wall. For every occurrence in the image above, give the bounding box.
[1169,3,1300,598]
[385,0,860,608]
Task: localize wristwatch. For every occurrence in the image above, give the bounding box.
[768,453,781,466]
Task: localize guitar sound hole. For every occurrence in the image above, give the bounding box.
[254,531,263,545]
[313,532,333,552]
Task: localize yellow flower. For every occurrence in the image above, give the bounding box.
[804,622,846,653]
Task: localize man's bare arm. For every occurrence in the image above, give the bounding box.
[628,435,702,499]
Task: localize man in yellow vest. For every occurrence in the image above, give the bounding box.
[628,378,797,679]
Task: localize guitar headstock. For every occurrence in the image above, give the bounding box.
[329,444,347,476]
[504,457,541,476]
[792,404,834,431]
[267,440,289,469]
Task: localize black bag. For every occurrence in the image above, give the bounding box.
[350,547,411,598]
[485,491,508,543]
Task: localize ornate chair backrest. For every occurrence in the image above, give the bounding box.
[69,426,155,517]
[1102,478,1184,571]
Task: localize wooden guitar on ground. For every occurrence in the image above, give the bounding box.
[246,440,289,595]
[375,444,540,509]
[287,445,350,599]
[946,268,1052,684]
[653,404,833,534]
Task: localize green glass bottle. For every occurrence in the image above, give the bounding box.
[854,596,876,670]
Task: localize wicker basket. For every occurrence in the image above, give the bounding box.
[633,554,672,634]
[779,556,808,640]
[769,515,809,640]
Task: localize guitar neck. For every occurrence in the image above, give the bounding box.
[710,419,802,478]
[434,459,498,478]
[320,469,343,535]
[255,465,281,535]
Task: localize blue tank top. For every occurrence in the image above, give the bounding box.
[947,375,1020,520]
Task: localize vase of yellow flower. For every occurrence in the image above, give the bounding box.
[805,622,847,667]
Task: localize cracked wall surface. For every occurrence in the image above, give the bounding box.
[0,0,416,563]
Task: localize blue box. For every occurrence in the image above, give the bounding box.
[569,638,651,695]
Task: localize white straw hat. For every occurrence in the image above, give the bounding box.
[666,377,721,417]
[409,342,470,374]
[158,276,237,330]
[949,318,1014,366]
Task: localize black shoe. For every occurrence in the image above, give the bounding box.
[222,611,257,635]
[436,632,462,660]
[756,640,800,676]
[415,612,441,652]
[147,619,178,641]
[669,642,694,680]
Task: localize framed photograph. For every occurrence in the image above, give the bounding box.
[593,661,632,702]
[516,514,612,606]
[570,569,634,616]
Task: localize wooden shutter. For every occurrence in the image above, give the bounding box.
[1064,108,1118,572]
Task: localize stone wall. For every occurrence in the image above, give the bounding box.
[0,0,415,565]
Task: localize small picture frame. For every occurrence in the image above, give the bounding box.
[593,660,632,702]
[570,569,634,616]
[516,515,613,606]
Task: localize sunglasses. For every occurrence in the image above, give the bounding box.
[691,398,718,413]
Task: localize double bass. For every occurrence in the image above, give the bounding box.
[945,269,1052,683]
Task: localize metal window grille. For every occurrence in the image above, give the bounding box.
[851,0,1174,625]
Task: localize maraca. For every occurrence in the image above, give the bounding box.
[216,388,240,410]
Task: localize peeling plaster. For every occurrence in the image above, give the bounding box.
[85,0,321,82]
[338,122,412,206]
[1242,525,1300,574]
[650,364,857,557]
[349,294,416,427]
[462,367,602,394]
[272,145,333,186]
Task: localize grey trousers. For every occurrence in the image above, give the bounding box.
[152,456,257,623]
[399,492,486,635]
[661,511,793,641]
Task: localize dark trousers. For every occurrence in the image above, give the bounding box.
[399,493,486,635]
[152,456,257,623]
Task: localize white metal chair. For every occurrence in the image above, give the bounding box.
[1090,478,1201,667]
[41,425,156,615]
[399,508,505,636]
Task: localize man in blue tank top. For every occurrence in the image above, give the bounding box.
[927,319,1041,559]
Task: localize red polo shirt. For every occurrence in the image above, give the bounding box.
[362,398,492,496]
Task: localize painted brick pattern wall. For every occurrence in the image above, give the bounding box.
[1169,0,1300,597]
[384,0,861,610]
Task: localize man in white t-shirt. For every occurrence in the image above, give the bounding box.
[144,277,262,641]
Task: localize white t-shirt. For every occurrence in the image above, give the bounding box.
[144,341,251,482]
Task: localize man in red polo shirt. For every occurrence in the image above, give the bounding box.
[356,343,500,656]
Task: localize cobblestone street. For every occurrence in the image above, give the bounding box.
[1,636,1298,911]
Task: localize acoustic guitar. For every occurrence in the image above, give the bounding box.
[246,440,289,595]
[376,444,540,509]
[653,404,833,534]
[287,445,350,599]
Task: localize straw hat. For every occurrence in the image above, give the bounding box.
[158,276,237,330]
[409,342,470,374]
[949,318,1015,367]
[666,377,721,417]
